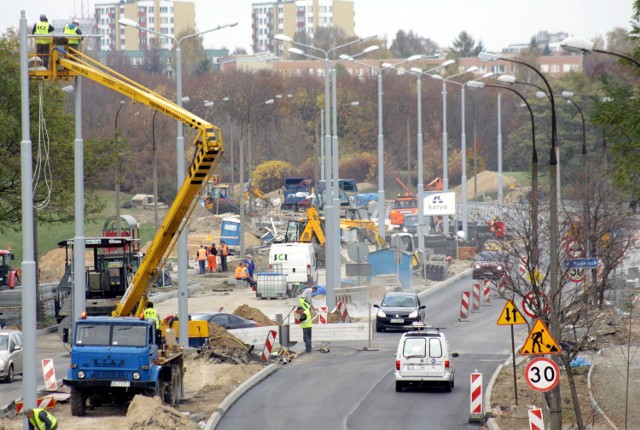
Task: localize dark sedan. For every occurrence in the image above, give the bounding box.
[190,312,260,330]
[472,251,506,280]
[373,292,426,332]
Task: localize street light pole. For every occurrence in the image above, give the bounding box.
[275,33,377,308]
[561,36,640,68]
[119,18,237,348]
[479,51,560,426]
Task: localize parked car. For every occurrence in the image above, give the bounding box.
[0,330,23,382]
[373,292,426,332]
[394,326,458,392]
[472,251,506,280]
[189,312,260,330]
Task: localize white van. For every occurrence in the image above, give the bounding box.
[268,243,318,295]
[394,326,458,392]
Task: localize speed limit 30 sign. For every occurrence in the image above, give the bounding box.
[525,357,560,392]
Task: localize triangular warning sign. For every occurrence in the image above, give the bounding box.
[520,319,562,355]
[497,300,526,325]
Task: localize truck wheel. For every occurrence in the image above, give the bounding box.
[165,364,181,405]
[70,387,86,416]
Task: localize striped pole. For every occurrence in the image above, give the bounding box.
[459,291,470,321]
[472,284,481,312]
[469,371,483,423]
[42,358,57,391]
[482,279,491,305]
[318,306,328,325]
[528,408,544,430]
[261,330,278,361]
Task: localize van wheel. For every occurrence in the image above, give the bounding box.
[451,377,455,388]
[395,381,403,392]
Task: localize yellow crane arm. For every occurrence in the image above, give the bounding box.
[29,44,223,318]
[299,207,326,245]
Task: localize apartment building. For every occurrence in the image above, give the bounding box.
[251,0,354,54]
[94,0,195,52]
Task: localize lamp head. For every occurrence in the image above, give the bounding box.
[381,62,394,69]
[481,72,494,79]
[274,34,292,43]
[407,54,423,62]
[497,74,516,84]
[478,52,501,62]
[409,67,422,74]
[339,54,351,60]
[288,47,305,56]
[466,81,485,89]
[536,91,548,99]
[118,18,138,27]
[561,91,574,98]
[265,99,275,105]
[430,74,444,81]
[560,37,594,54]
[441,59,456,67]
[466,66,479,73]
[363,45,380,54]
[204,101,214,107]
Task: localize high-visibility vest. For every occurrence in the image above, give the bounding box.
[197,248,207,261]
[143,308,160,329]
[34,21,52,44]
[300,308,312,328]
[28,408,57,430]
[64,24,80,45]
[222,244,229,256]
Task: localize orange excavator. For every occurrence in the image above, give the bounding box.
[389,177,442,226]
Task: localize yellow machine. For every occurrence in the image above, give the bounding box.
[340,207,386,248]
[30,40,222,340]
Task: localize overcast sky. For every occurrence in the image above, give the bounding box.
[2,0,634,53]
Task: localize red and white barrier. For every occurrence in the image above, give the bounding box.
[318,306,328,325]
[528,408,544,430]
[472,284,481,312]
[482,279,491,305]
[261,330,278,361]
[459,292,470,321]
[42,358,57,391]
[335,301,350,323]
[16,396,56,414]
[469,371,483,422]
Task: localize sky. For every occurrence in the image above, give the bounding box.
[2,0,635,53]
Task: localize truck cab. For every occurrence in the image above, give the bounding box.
[64,316,183,416]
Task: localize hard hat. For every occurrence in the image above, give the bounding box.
[73,18,80,25]
[39,14,47,20]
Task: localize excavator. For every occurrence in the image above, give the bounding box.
[29,36,222,413]
[389,177,442,226]
[284,207,326,267]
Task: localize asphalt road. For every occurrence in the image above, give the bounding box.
[218,275,516,429]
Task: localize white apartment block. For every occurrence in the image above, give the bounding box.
[94,0,195,51]
[252,0,354,54]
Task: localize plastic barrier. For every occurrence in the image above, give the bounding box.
[260,330,278,361]
[472,284,481,312]
[42,358,57,391]
[459,292,470,321]
[528,407,544,430]
[469,371,483,422]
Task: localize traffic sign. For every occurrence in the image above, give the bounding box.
[497,300,527,325]
[563,258,599,269]
[566,267,586,283]
[520,319,562,355]
[525,357,560,392]
[521,291,549,318]
[564,239,584,258]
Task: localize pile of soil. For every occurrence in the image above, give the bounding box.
[233,304,277,326]
[126,395,199,430]
[206,323,251,355]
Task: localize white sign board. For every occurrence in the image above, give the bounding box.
[423,192,456,216]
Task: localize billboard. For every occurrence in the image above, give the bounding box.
[423,192,456,215]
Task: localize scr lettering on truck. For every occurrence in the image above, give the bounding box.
[273,253,288,261]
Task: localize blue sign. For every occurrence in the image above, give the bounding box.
[563,258,599,269]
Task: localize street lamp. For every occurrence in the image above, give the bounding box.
[431,66,479,237]
[120,18,236,348]
[560,37,640,68]
[431,71,492,241]
[275,33,377,308]
[467,80,539,266]
[386,59,455,269]
[344,54,423,240]
[479,50,561,425]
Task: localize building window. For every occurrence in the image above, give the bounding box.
[551,64,560,73]
[540,64,549,73]
[160,7,168,13]
[149,17,154,24]
[161,17,168,24]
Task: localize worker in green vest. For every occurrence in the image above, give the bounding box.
[25,408,58,430]
[32,14,54,69]
[63,18,82,47]
[143,302,160,329]
[296,305,313,353]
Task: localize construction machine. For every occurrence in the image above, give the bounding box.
[0,249,19,289]
[284,207,326,268]
[340,206,386,248]
[29,38,222,414]
[390,177,443,226]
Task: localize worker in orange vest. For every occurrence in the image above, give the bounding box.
[220,241,229,272]
[196,245,207,274]
[207,243,218,273]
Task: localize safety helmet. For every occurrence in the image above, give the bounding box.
[39,14,47,20]
[73,18,80,25]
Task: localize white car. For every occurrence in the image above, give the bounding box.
[394,326,458,392]
[0,330,23,383]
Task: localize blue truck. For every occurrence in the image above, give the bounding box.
[281,177,312,211]
[63,316,184,416]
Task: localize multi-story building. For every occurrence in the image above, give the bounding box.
[251,0,355,54]
[94,0,195,52]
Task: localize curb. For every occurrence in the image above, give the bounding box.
[420,268,473,299]
[587,363,619,430]
[482,352,528,429]
[204,363,279,429]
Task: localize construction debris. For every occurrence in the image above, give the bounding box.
[126,395,200,429]
[233,304,277,326]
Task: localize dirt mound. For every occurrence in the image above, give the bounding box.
[207,323,251,354]
[126,395,199,429]
[233,304,277,326]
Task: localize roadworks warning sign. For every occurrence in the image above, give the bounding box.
[520,318,562,355]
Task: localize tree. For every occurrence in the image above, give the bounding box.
[0,30,105,231]
[450,31,482,58]
[174,27,206,77]
[390,30,425,58]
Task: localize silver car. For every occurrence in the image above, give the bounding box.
[0,330,23,382]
